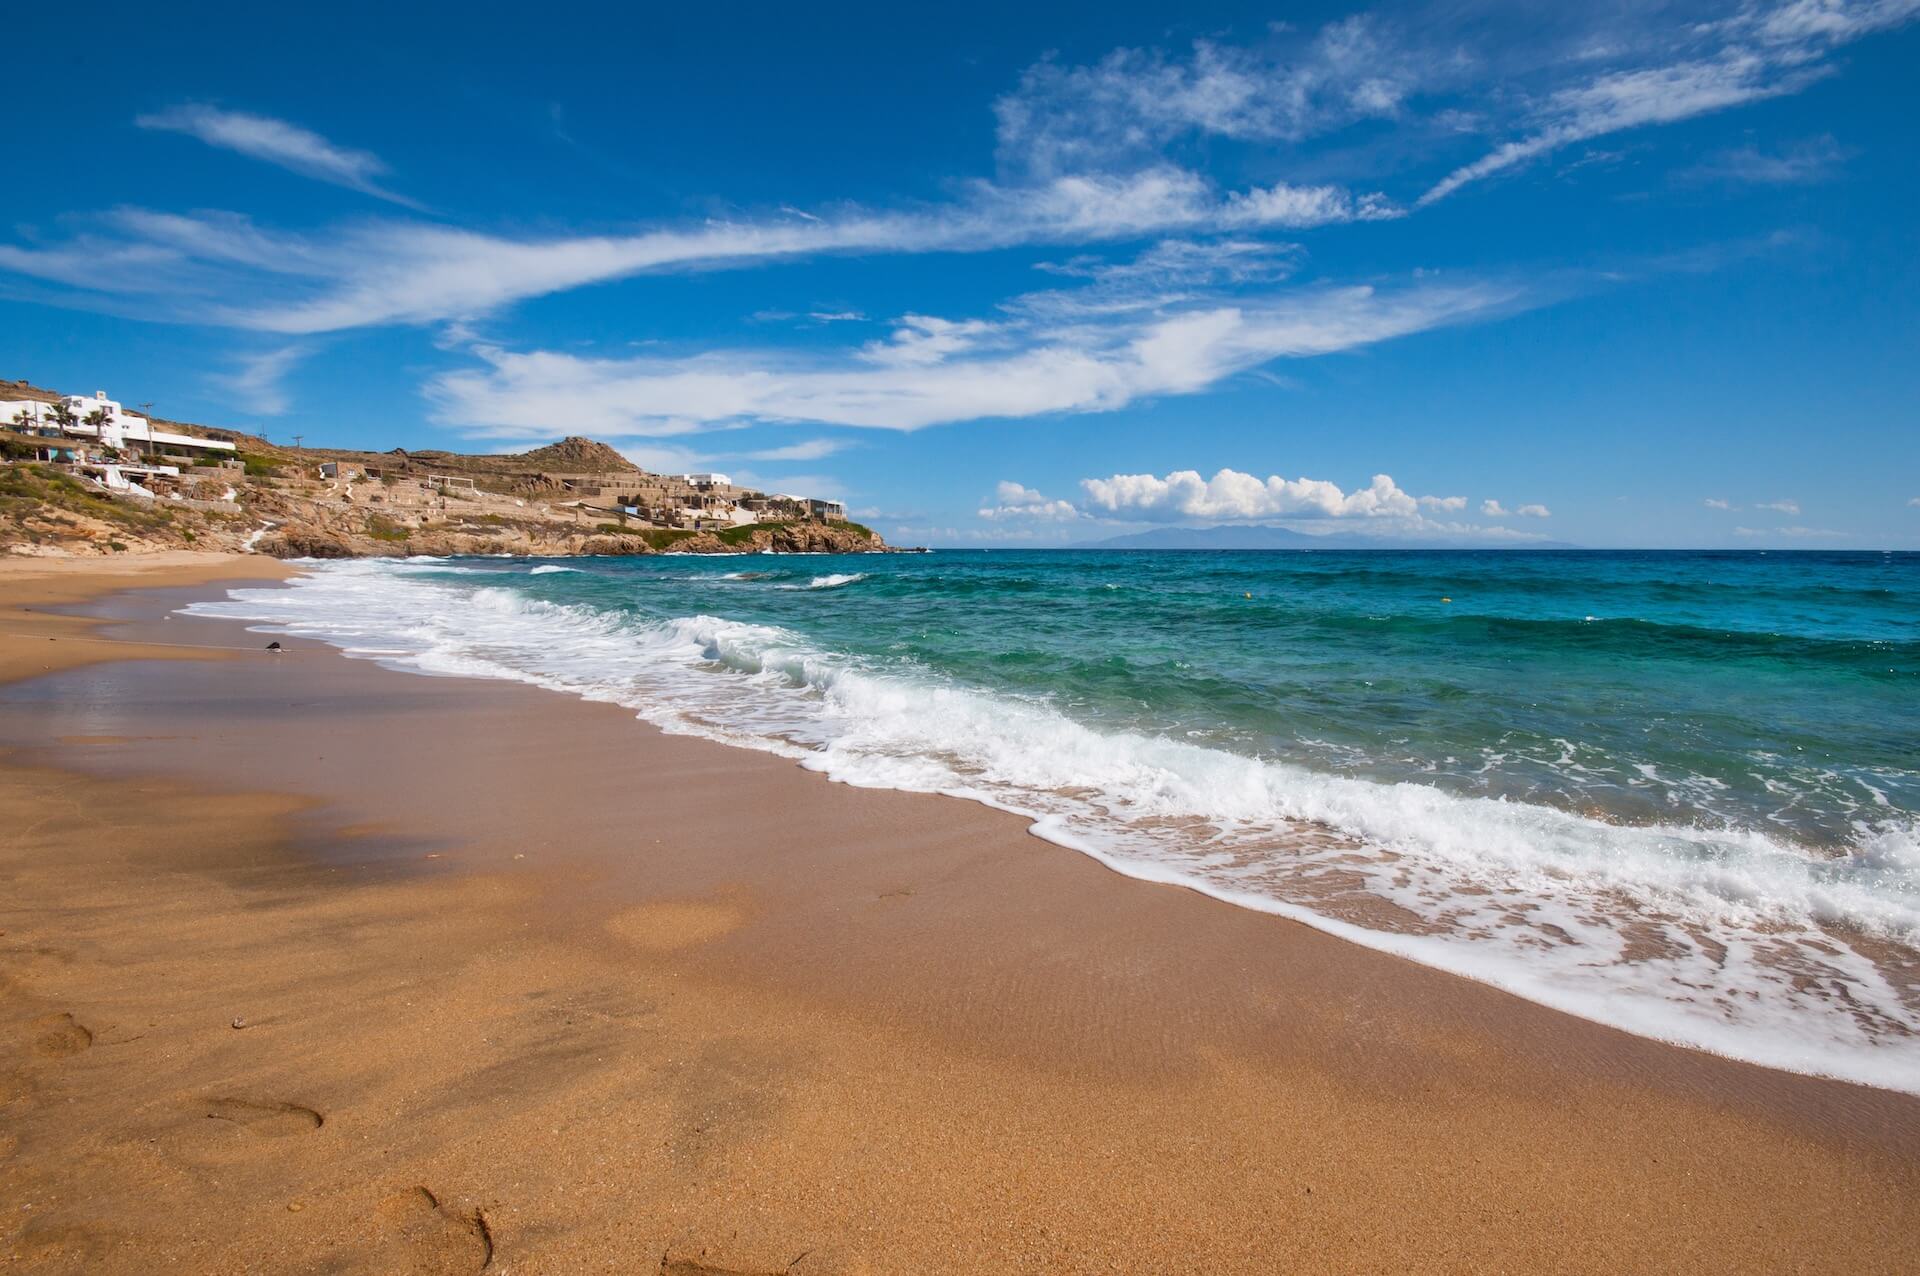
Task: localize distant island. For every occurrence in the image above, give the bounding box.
[0,379,891,558]
[1076,524,1577,550]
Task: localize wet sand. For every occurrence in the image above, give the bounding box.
[1,553,1916,1273]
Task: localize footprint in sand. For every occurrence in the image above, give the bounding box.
[202,1096,324,1136]
[32,1012,93,1058]
[374,1185,494,1273]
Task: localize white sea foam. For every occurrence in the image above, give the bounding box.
[780,572,867,590]
[185,560,1920,1094]
[529,565,579,575]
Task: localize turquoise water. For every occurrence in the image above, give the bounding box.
[192,549,1920,1091]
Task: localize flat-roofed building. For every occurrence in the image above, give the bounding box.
[1,390,238,459]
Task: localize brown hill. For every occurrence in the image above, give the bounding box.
[515,436,639,473]
[0,379,65,405]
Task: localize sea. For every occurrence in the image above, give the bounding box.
[187,549,1920,1093]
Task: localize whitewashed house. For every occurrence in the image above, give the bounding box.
[1,390,238,459]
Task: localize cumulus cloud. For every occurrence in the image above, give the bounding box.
[978,481,1081,521]
[1079,469,1426,522]
[1418,494,1467,511]
[1517,503,1551,518]
[1909,496,1920,507]
[426,278,1525,437]
[136,106,420,208]
[1756,498,1801,514]
[1481,499,1511,517]
[1704,497,1735,510]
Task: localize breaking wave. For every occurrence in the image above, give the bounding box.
[185,558,1920,1094]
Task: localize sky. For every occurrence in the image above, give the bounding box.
[5,0,1918,548]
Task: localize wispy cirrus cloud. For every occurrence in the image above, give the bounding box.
[1682,134,1853,185]
[994,15,1438,179]
[208,345,309,416]
[0,168,1388,334]
[424,277,1527,438]
[742,437,848,462]
[3,0,1906,368]
[1418,1,1918,204]
[136,105,422,208]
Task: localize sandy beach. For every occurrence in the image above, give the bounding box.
[2,553,1916,1274]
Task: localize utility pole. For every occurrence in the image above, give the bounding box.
[138,401,155,418]
[292,434,305,449]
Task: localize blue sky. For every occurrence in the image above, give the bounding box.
[5,0,1918,548]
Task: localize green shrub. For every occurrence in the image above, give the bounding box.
[366,515,411,542]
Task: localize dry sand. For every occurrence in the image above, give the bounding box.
[0,553,1916,1273]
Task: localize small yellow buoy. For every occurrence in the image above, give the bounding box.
[1244,592,1252,599]
[1441,597,1452,603]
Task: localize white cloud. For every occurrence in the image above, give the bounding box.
[136,106,420,208]
[0,165,1397,334]
[1735,523,1847,539]
[1038,237,1301,288]
[1684,134,1851,184]
[426,278,1524,437]
[978,481,1081,521]
[1080,469,1425,522]
[994,17,1434,178]
[1419,1,1919,205]
[1517,503,1551,518]
[208,345,307,416]
[1481,499,1511,517]
[1909,496,1920,507]
[860,315,999,367]
[1704,497,1735,510]
[742,438,847,461]
[1220,183,1405,227]
[616,441,716,473]
[1418,494,1467,511]
[618,435,849,470]
[1756,498,1801,514]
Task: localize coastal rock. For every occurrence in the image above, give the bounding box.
[260,530,355,559]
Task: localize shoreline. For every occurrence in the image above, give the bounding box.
[2,554,1917,1272]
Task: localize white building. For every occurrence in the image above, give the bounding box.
[1,390,238,458]
[679,472,732,489]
